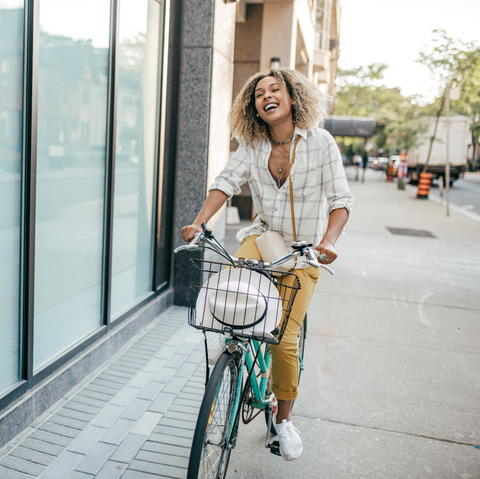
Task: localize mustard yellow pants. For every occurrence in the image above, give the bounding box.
[234,235,322,401]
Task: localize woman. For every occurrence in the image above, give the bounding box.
[182,68,353,461]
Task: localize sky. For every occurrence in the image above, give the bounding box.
[338,0,480,102]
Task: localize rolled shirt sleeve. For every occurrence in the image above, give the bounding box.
[320,131,354,216]
[208,144,250,198]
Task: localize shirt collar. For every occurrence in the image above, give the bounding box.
[294,127,308,140]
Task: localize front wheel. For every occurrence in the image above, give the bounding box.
[187,351,239,479]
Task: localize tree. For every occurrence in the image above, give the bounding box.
[334,64,428,157]
[416,30,480,169]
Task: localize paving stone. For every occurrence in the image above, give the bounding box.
[176,391,203,402]
[147,432,192,448]
[0,465,32,479]
[162,376,189,395]
[49,414,88,431]
[63,400,102,416]
[159,417,195,431]
[169,403,200,416]
[40,451,85,479]
[163,409,198,423]
[129,459,185,479]
[127,371,156,389]
[91,378,125,391]
[39,421,82,439]
[110,387,140,407]
[175,397,202,408]
[110,365,141,375]
[99,418,135,445]
[10,445,56,467]
[153,424,194,439]
[123,351,153,361]
[141,358,168,374]
[83,384,118,397]
[153,345,178,360]
[94,460,127,479]
[137,380,165,401]
[165,353,188,370]
[130,412,162,436]
[136,450,188,469]
[120,399,150,421]
[91,405,125,428]
[141,441,190,458]
[0,455,46,476]
[30,429,73,447]
[69,395,108,410]
[100,370,135,381]
[77,389,115,403]
[21,437,64,456]
[66,471,93,479]
[121,470,157,479]
[175,361,199,378]
[58,405,97,423]
[109,434,146,464]
[147,392,176,414]
[151,367,176,384]
[185,350,205,364]
[76,442,116,475]
[68,425,108,455]
[67,472,93,479]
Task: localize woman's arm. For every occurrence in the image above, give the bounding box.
[313,208,349,264]
[181,189,229,242]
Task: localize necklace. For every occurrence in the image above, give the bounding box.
[270,134,294,146]
[270,147,290,188]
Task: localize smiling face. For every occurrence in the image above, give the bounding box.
[254,76,293,127]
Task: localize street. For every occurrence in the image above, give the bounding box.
[429,178,480,217]
[226,169,480,478]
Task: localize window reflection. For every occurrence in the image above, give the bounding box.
[33,0,110,370]
[0,0,23,393]
[110,0,161,318]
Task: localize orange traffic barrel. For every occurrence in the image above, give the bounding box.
[417,172,433,199]
[386,164,395,182]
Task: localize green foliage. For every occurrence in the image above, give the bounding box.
[334,63,428,155]
[417,29,480,140]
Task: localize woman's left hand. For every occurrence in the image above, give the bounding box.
[313,240,338,264]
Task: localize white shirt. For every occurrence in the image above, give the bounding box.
[209,127,354,267]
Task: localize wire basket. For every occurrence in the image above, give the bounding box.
[188,259,301,345]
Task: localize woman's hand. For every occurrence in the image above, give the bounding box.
[181,224,203,243]
[313,240,338,264]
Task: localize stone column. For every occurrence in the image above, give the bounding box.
[172,0,236,306]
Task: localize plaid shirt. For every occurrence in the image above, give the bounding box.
[209,127,354,266]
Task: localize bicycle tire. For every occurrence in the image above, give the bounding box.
[265,315,308,435]
[187,351,240,479]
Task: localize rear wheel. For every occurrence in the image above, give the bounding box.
[187,351,239,479]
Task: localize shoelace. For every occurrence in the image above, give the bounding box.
[277,421,301,438]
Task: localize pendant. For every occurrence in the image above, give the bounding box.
[279,168,282,172]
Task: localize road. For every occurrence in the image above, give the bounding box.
[428,178,480,217]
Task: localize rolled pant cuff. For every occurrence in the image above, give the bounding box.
[272,385,297,401]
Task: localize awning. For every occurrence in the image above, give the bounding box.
[323,116,376,137]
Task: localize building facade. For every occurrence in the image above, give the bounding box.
[0,0,340,447]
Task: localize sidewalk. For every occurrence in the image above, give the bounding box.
[0,308,205,479]
[1,169,479,479]
[464,171,480,183]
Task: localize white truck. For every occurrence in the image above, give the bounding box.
[407,115,470,185]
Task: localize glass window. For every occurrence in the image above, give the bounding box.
[0,0,24,394]
[316,0,324,49]
[33,0,111,370]
[110,0,162,319]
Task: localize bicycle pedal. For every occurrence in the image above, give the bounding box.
[269,440,281,457]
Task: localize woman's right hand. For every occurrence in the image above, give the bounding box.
[181,224,203,243]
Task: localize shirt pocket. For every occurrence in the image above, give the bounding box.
[291,162,318,197]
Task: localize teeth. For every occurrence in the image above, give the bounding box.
[265,104,277,112]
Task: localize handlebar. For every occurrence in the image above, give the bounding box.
[175,224,334,275]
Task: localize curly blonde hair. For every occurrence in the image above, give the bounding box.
[228,68,326,146]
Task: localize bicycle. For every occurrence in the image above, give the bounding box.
[174,224,334,479]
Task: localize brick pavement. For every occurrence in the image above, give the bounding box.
[0,307,206,479]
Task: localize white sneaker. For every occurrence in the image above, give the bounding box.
[276,419,303,461]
